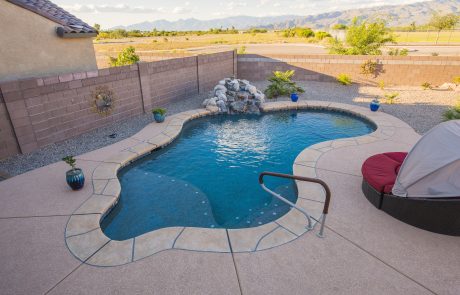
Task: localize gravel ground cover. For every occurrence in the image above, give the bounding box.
[0,81,457,178]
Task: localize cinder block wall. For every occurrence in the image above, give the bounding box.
[198,51,236,93]
[0,92,20,159]
[139,56,198,111]
[238,54,460,86]
[0,51,236,159]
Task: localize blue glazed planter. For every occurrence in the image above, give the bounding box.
[370,100,380,112]
[290,93,299,102]
[66,168,85,190]
[153,113,165,123]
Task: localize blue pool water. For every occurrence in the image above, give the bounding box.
[102,110,374,240]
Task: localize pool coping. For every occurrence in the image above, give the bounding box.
[65,100,404,267]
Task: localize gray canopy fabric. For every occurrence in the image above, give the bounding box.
[392,120,460,198]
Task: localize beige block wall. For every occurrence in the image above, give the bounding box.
[0,1,97,83]
[238,54,460,86]
[0,51,236,159]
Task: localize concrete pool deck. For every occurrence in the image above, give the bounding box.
[0,101,459,294]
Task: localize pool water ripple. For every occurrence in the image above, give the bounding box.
[102,110,374,240]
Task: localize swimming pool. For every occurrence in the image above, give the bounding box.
[102,110,375,240]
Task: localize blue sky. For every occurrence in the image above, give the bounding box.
[54,0,426,29]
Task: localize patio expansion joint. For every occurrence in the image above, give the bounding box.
[45,239,111,294]
[325,224,438,295]
[226,229,243,295]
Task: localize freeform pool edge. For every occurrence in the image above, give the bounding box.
[65,101,408,267]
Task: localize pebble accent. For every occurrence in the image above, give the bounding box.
[65,101,405,267]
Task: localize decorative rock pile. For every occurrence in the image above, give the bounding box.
[202,77,265,114]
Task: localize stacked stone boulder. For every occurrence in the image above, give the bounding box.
[202,77,265,114]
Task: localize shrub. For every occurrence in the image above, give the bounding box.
[327,17,394,55]
[431,52,439,56]
[442,101,460,121]
[152,108,167,116]
[237,46,247,54]
[109,46,139,67]
[360,60,378,76]
[62,156,76,170]
[283,27,315,38]
[453,77,460,85]
[388,48,409,56]
[336,74,352,85]
[315,31,331,40]
[384,92,399,104]
[264,70,305,99]
[332,24,347,30]
[422,82,432,90]
[378,81,385,90]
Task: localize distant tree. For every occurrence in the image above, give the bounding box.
[332,23,347,30]
[93,23,101,31]
[429,13,459,44]
[109,46,140,67]
[409,21,416,32]
[327,17,394,55]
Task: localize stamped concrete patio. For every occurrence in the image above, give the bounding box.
[0,101,459,295]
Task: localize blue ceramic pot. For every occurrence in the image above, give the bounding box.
[370,100,380,112]
[153,113,165,123]
[66,168,85,190]
[290,93,299,102]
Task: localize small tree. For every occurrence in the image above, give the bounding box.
[328,17,394,55]
[429,13,459,44]
[93,23,101,32]
[109,46,140,67]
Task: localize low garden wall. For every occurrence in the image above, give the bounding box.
[0,50,236,159]
[238,54,460,86]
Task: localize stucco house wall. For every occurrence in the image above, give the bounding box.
[0,0,97,82]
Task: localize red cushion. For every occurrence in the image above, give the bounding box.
[362,152,408,194]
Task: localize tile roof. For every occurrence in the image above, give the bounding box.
[7,0,97,38]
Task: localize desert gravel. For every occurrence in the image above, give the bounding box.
[0,81,457,178]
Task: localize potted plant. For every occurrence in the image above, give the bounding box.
[370,98,380,112]
[152,108,167,123]
[62,156,85,190]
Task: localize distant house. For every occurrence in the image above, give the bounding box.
[0,0,98,82]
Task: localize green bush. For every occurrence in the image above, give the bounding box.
[315,31,332,40]
[384,92,399,104]
[152,108,167,116]
[453,77,460,85]
[237,46,247,54]
[332,24,347,30]
[336,74,352,85]
[388,48,409,56]
[442,101,460,121]
[109,46,140,67]
[422,82,432,90]
[62,156,76,170]
[264,70,305,99]
[283,27,315,38]
[328,17,394,55]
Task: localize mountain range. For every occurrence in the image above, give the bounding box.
[112,0,460,31]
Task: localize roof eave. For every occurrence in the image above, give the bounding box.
[56,27,98,38]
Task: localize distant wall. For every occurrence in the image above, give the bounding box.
[0,1,98,83]
[238,54,460,86]
[0,51,236,159]
[96,52,195,69]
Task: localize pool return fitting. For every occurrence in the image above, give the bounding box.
[258,172,331,238]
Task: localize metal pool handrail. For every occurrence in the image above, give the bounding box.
[258,171,331,238]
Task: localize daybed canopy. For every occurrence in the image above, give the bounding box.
[392,120,460,198]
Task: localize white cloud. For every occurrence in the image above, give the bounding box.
[226,1,248,10]
[63,4,164,14]
[173,2,192,14]
[273,2,281,7]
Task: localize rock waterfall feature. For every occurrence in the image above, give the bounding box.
[202,77,265,114]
